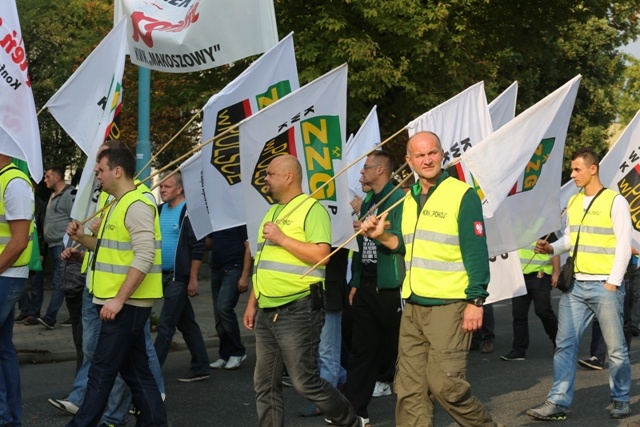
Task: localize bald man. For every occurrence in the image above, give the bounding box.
[243,155,363,427]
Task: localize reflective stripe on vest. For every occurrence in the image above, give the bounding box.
[91,190,162,299]
[253,194,326,307]
[519,244,553,275]
[401,177,470,300]
[0,164,34,267]
[567,189,617,274]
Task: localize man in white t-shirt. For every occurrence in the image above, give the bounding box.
[0,154,34,427]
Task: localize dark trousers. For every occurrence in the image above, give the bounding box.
[511,273,558,354]
[64,291,84,374]
[343,277,402,419]
[67,304,167,427]
[472,304,495,345]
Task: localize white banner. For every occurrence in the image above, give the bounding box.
[488,81,518,131]
[183,33,299,239]
[239,64,355,255]
[345,106,380,199]
[561,109,640,249]
[45,19,127,156]
[463,75,581,222]
[116,0,278,73]
[0,0,42,181]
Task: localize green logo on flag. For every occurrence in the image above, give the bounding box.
[300,115,342,202]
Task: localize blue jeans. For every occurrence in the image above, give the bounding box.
[254,296,357,427]
[548,279,630,407]
[319,310,345,388]
[211,267,245,359]
[18,270,44,318]
[155,274,210,374]
[43,245,65,324]
[67,304,167,427]
[67,289,165,425]
[0,276,27,426]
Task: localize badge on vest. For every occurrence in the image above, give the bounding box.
[384,220,391,230]
[474,221,484,236]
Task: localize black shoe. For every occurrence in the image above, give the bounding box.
[15,313,28,322]
[177,372,210,382]
[282,372,292,387]
[37,317,54,330]
[578,356,604,370]
[480,341,494,354]
[500,350,526,361]
[59,318,73,327]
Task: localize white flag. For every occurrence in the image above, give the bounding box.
[45,19,127,156]
[408,82,493,167]
[0,1,42,181]
[562,110,640,249]
[463,75,581,221]
[239,64,354,254]
[488,81,518,131]
[183,33,299,239]
[345,106,380,199]
[116,0,278,73]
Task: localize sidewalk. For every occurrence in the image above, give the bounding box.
[13,268,255,365]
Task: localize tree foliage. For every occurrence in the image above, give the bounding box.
[18,0,640,178]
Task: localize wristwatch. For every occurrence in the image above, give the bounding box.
[467,297,485,307]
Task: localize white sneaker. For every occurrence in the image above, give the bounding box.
[371,381,392,397]
[224,355,247,370]
[48,398,79,414]
[209,358,227,369]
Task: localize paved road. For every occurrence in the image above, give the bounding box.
[17,291,640,426]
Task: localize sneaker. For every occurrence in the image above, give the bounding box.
[578,356,604,370]
[23,316,38,325]
[59,318,73,327]
[326,417,370,426]
[500,350,526,361]
[372,381,392,397]
[209,358,227,369]
[480,341,494,354]
[48,398,79,415]
[298,403,322,417]
[98,423,116,427]
[282,371,292,387]
[177,372,210,382]
[15,313,28,322]
[610,400,631,419]
[224,355,247,370]
[526,400,568,421]
[37,317,54,330]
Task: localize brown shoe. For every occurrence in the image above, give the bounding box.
[480,341,494,354]
[23,316,38,325]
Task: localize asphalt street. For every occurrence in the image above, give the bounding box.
[16,290,640,426]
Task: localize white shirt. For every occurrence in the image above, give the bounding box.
[552,193,632,286]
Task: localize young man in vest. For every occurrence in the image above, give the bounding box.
[39,165,75,329]
[154,171,210,382]
[0,154,34,427]
[66,146,166,426]
[343,150,405,424]
[500,240,559,361]
[528,148,632,421]
[360,131,496,426]
[243,155,364,427]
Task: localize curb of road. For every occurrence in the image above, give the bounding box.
[17,333,257,365]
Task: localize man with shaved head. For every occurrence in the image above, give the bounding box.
[243,155,364,427]
[361,131,496,426]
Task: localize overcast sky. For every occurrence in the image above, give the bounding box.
[623,38,640,58]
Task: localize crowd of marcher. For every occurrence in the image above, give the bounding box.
[1,132,639,427]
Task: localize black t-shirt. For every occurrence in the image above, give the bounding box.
[210,225,248,271]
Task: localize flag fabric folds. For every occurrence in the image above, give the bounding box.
[115,0,278,73]
[182,33,299,239]
[345,106,380,200]
[239,64,354,255]
[488,81,518,131]
[0,0,42,181]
